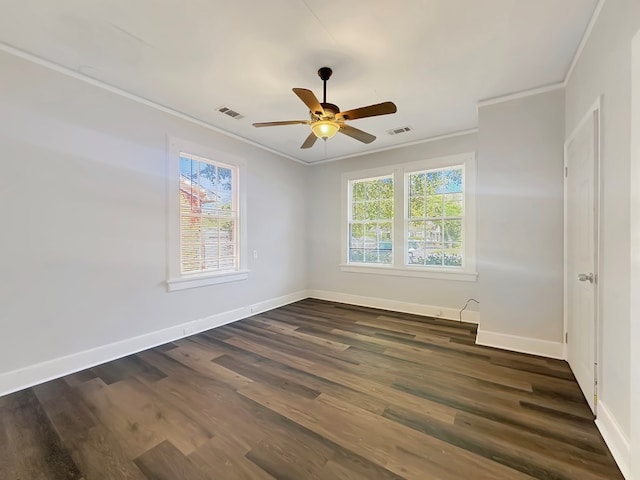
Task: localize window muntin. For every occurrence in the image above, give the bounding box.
[179,153,238,274]
[406,166,464,268]
[348,175,394,265]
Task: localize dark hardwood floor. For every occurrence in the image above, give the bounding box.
[0,299,623,479]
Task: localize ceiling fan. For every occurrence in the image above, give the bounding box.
[253,67,397,149]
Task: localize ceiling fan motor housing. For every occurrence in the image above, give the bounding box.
[319,103,340,119]
[317,67,333,81]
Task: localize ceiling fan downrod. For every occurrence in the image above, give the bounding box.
[318,67,333,104]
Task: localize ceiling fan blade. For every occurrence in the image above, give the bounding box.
[301,132,318,149]
[253,120,309,127]
[336,101,397,121]
[293,88,325,116]
[339,124,376,144]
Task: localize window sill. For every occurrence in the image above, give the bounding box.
[167,270,249,292]
[339,264,478,282]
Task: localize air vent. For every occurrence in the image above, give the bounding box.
[387,126,412,136]
[217,106,244,120]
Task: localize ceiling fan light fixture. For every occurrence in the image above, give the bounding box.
[311,120,340,139]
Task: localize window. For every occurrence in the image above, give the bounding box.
[407,166,464,267]
[348,175,394,264]
[342,153,477,281]
[167,138,248,291]
[179,154,237,274]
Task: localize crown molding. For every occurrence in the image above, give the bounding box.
[564,0,606,86]
[308,129,479,166]
[475,0,606,111]
[476,82,565,110]
[0,41,306,165]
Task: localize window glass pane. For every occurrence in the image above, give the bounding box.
[352,182,365,201]
[409,197,425,218]
[180,157,198,213]
[352,203,365,221]
[409,173,425,197]
[379,178,393,199]
[444,219,462,243]
[425,249,443,266]
[364,201,380,220]
[425,220,443,244]
[379,200,393,219]
[379,222,393,242]
[349,223,364,244]
[444,193,463,216]
[364,181,380,200]
[364,223,378,246]
[218,167,233,210]
[408,220,425,240]
[425,171,443,194]
[442,167,463,193]
[444,243,463,266]
[199,162,216,194]
[408,239,425,265]
[180,156,194,179]
[426,195,443,217]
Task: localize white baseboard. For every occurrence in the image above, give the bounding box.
[595,401,631,479]
[475,328,565,359]
[306,289,479,324]
[0,290,307,398]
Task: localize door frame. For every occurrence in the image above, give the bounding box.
[563,96,602,413]
[630,28,640,480]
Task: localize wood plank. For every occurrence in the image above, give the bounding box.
[134,440,211,480]
[0,389,82,480]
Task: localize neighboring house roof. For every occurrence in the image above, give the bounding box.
[180,175,218,211]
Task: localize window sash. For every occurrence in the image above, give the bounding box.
[347,175,394,265]
[405,165,465,269]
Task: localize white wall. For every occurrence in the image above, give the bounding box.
[564,0,640,450]
[476,89,566,345]
[306,134,479,316]
[0,52,307,384]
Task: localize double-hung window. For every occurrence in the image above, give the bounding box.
[167,138,248,291]
[342,152,477,281]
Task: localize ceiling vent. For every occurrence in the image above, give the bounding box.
[387,126,412,136]
[217,106,244,120]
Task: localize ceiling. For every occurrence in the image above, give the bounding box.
[0,0,598,164]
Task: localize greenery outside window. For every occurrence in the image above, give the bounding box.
[348,175,394,264]
[407,166,464,267]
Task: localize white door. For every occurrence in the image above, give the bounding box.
[565,105,599,413]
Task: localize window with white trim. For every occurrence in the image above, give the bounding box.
[341,152,477,281]
[167,138,248,291]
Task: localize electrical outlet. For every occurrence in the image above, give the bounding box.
[252,250,258,260]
